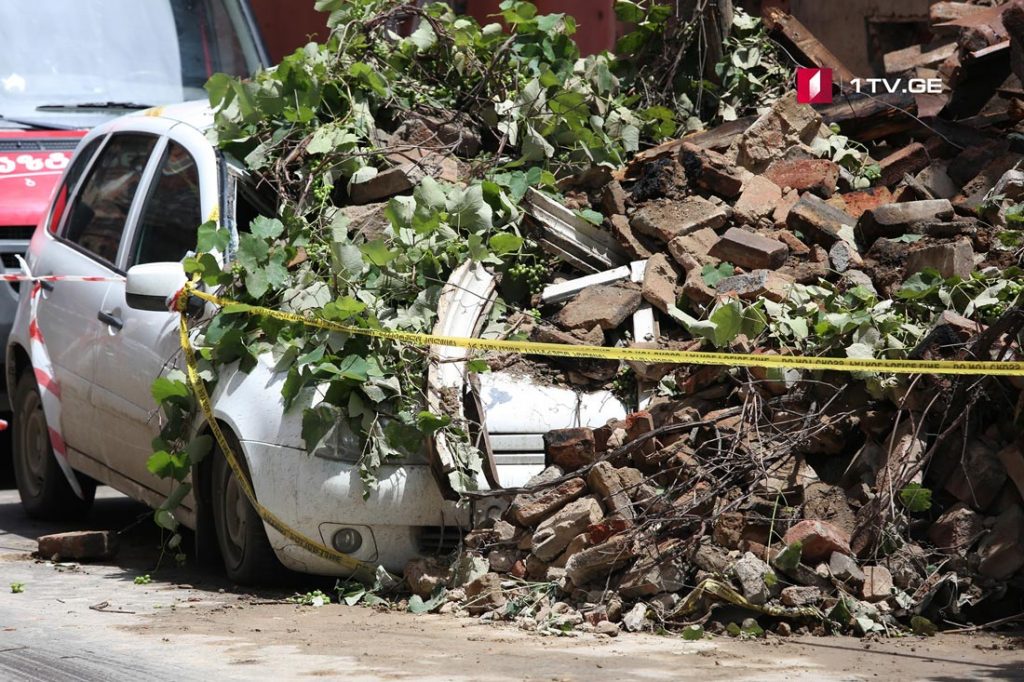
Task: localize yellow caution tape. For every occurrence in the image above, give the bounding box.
[176,290,379,582]
[183,285,1024,377]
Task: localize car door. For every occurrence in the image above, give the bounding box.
[91,123,218,490]
[33,132,158,460]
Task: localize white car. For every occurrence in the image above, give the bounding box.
[6,101,628,583]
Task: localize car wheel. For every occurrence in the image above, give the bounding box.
[211,433,281,584]
[11,372,95,520]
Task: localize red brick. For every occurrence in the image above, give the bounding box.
[765,159,839,198]
[878,142,930,188]
[783,519,852,562]
[837,186,894,219]
[708,227,789,270]
[37,531,118,561]
[544,428,597,471]
[679,142,747,198]
[734,175,783,223]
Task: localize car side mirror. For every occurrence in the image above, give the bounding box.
[125,262,187,312]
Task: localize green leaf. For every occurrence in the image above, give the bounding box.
[447,185,493,233]
[521,125,555,161]
[416,411,451,434]
[250,216,285,240]
[899,483,932,513]
[360,239,396,267]
[408,587,448,614]
[301,405,336,454]
[577,209,605,226]
[614,0,646,22]
[701,262,734,287]
[681,624,704,641]
[708,301,743,347]
[488,233,524,255]
[237,233,269,270]
[186,435,213,465]
[773,541,802,572]
[348,62,388,97]
[154,509,179,532]
[466,359,490,373]
[245,268,270,299]
[196,221,229,253]
[152,377,190,405]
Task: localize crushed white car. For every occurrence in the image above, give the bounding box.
[5,101,627,583]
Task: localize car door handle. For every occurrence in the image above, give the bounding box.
[97,310,123,330]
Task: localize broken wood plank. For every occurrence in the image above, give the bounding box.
[931,2,984,26]
[764,7,858,83]
[614,116,755,181]
[814,91,918,142]
[884,42,957,75]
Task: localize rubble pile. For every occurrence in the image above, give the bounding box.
[398,5,1024,637]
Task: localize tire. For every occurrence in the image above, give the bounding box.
[11,372,95,520]
[211,432,281,584]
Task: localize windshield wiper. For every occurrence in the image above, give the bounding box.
[0,114,80,131]
[36,102,154,112]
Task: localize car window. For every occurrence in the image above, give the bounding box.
[47,137,105,234]
[130,141,202,266]
[64,134,157,265]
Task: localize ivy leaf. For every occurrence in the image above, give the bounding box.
[245,269,270,299]
[488,233,524,255]
[521,125,555,161]
[360,239,396,267]
[614,0,646,23]
[237,233,269,270]
[447,184,493,233]
[152,377,190,406]
[196,221,229,253]
[577,209,605,226]
[466,359,490,373]
[416,411,451,434]
[708,301,743,347]
[701,262,734,287]
[250,216,285,240]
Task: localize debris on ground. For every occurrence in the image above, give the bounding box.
[195,1,1024,638]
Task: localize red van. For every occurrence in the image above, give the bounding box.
[0,0,269,406]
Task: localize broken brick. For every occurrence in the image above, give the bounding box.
[878,142,930,188]
[856,199,955,244]
[36,531,118,562]
[787,193,856,246]
[837,186,894,219]
[905,239,975,279]
[641,253,681,314]
[555,283,642,331]
[734,175,783,223]
[544,428,597,471]
[783,520,852,562]
[532,496,604,562]
[928,502,985,552]
[715,269,794,302]
[679,142,748,198]
[861,565,894,602]
[509,466,587,527]
[601,180,628,216]
[708,227,789,270]
[587,462,635,523]
[764,159,839,198]
[631,197,728,243]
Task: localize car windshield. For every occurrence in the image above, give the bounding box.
[0,0,261,122]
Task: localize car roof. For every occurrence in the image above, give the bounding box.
[130,100,215,134]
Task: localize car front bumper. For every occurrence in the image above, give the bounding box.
[242,440,482,576]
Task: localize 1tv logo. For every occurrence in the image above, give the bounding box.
[796,68,832,104]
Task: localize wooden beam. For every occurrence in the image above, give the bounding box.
[814,92,918,142]
[764,7,858,83]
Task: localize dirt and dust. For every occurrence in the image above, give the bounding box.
[131,600,1024,681]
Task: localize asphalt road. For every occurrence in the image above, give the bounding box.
[2,478,1024,681]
